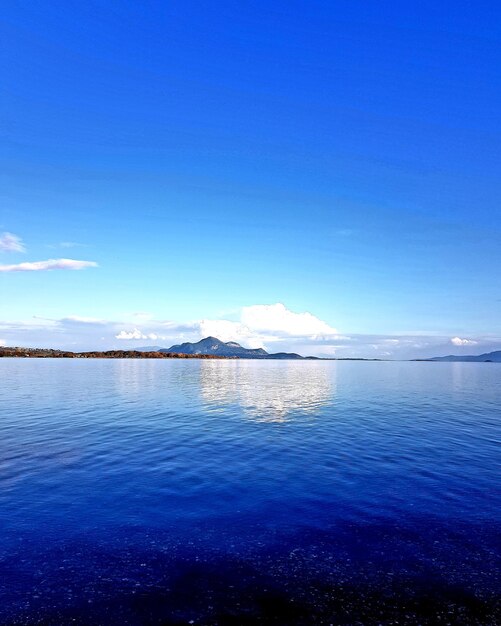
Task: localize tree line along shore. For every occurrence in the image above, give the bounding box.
[0,347,230,359]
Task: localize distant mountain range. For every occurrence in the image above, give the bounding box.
[427,350,501,363]
[138,336,309,359]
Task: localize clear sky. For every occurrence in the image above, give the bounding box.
[1,1,500,358]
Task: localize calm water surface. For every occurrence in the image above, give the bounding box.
[0,360,499,624]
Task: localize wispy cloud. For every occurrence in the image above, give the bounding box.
[60,242,85,248]
[60,316,106,325]
[46,242,88,250]
[0,258,98,272]
[0,232,26,253]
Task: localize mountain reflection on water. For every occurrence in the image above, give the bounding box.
[199,360,334,421]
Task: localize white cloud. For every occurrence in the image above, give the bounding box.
[0,232,26,253]
[115,329,158,341]
[60,316,106,325]
[115,329,147,340]
[112,304,340,352]
[198,303,340,350]
[240,303,338,338]
[451,336,478,346]
[0,258,98,272]
[0,339,5,346]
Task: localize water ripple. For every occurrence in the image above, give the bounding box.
[0,359,499,623]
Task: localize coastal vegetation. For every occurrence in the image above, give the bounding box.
[0,347,228,359]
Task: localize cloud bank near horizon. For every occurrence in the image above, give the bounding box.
[0,303,498,359]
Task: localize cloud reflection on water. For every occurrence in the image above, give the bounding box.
[199,360,335,422]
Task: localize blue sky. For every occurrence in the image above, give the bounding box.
[1,1,500,357]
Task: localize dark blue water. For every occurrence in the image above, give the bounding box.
[0,359,499,624]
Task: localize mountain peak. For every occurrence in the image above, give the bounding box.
[161,336,303,359]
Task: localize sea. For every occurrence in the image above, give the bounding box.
[0,359,499,624]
